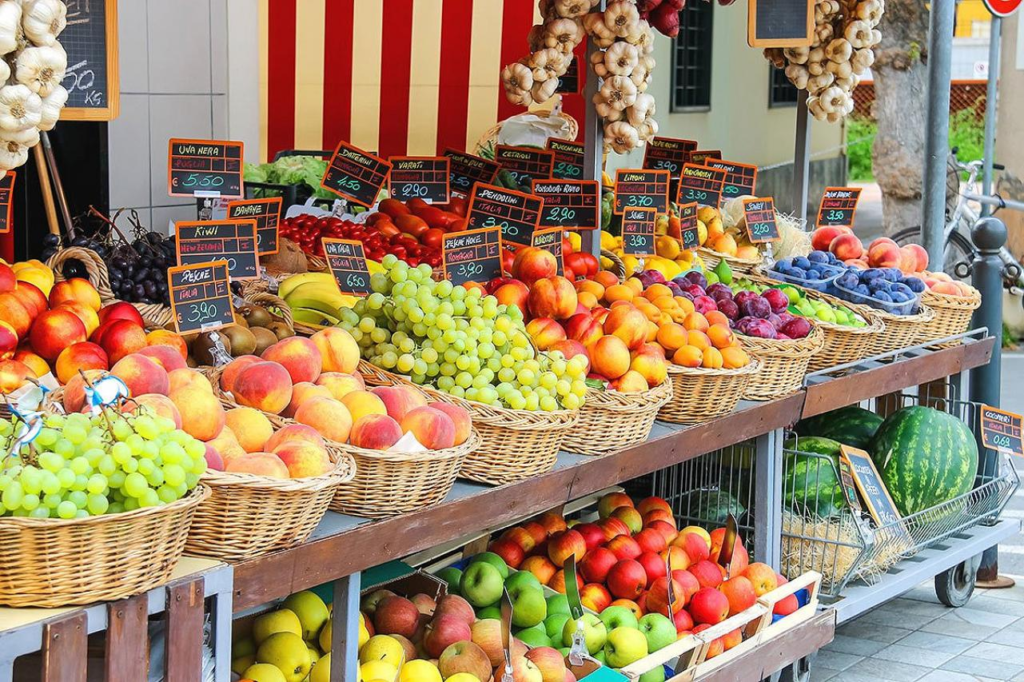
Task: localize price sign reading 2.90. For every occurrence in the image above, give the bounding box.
[322,238,373,297]
[614,169,670,215]
[531,180,600,230]
[622,207,657,256]
[546,139,586,179]
[442,227,504,286]
[168,261,236,334]
[466,183,544,250]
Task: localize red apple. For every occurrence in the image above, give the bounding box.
[606,559,647,600]
[580,583,613,613]
[672,569,700,603]
[423,614,472,658]
[646,576,685,616]
[606,535,642,561]
[646,520,679,545]
[743,562,778,597]
[636,496,672,516]
[597,492,634,519]
[579,547,618,584]
[720,576,757,616]
[633,528,668,554]
[547,529,586,568]
[689,587,729,625]
[489,538,526,569]
[598,517,631,541]
[690,560,724,589]
[574,523,606,551]
[636,551,667,588]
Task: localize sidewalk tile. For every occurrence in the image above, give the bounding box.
[816,650,863,671]
[831,673,894,682]
[826,634,889,656]
[917,671,992,682]
[977,586,1024,603]
[932,606,1019,629]
[845,657,931,681]
[838,621,915,644]
[897,632,975,655]
[941,655,1024,679]
[872,644,955,668]
[858,608,940,630]
[900,586,943,604]
[963,641,1024,664]
[878,598,950,619]
[985,628,1024,647]
[967,596,1024,617]
[918,617,998,641]
[811,667,840,682]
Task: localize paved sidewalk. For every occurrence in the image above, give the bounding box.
[813,580,1024,681]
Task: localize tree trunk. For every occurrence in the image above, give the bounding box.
[871,0,931,235]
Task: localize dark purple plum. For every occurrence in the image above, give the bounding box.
[684,271,708,289]
[706,283,734,301]
[780,317,813,339]
[717,298,740,320]
[684,284,706,298]
[642,269,666,284]
[733,290,759,307]
[761,288,790,314]
[693,295,718,315]
[739,296,772,319]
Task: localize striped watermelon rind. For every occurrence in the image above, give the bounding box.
[795,406,884,449]
[869,406,978,516]
[783,436,845,518]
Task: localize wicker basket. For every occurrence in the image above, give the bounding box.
[601,249,628,281]
[658,359,761,424]
[331,429,479,518]
[740,325,825,401]
[563,380,673,455]
[46,247,173,328]
[696,246,762,275]
[474,111,579,156]
[858,304,936,356]
[358,361,579,485]
[919,284,981,348]
[0,484,209,607]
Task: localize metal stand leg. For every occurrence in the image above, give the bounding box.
[211,587,233,682]
[331,572,362,680]
[754,429,783,570]
[792,91,812,223]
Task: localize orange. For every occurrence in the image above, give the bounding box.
[687,330,712,352]
[674,296,695,315]
[721,346,750,369]
[702,347,724,369]
[605,284,635,303]
[682,312,710,332]
[705,310,729,328]
[643,284,673,302]
[625,277,643,294]
[657,323,688,352]
[672,345,703,368]
[707,324,735,350]
[578,291,598,309]
[594,271,619,288]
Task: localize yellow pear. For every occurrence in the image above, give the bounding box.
[253,609,302,645]
[358,614,370,649]
[242,663,287,682]
[400,659,443,682]
[318,619,332,653]
[231,654,255,676]
[361,661,398,682]
[282,591,330,641]
[359,634,405,667]
[309,653,330,682]
[256,632,312,682]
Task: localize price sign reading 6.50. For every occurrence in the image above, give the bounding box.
[322,238,373,297]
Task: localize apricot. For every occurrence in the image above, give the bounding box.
[643,284,673,302]
[294,396,353,444]
[261,336,322,384]
[721,346,750,369]
[428,402,472,446]
[349,413,404,450]
[168,367,213,394]
[316,372,365,401]
[146,329,189,359]
[682,312,709,332]
[702,347,724,369]
[625,277,643,294]
[604,284,634,303]
[603,304,648,350]
[219,355,261,393]
[232,361,293,415]
[707,325,734,350]
[170,387,226,441]
[656,323,688,352]
[577,291,598,309]
[29,308,87,361]
[401,406,456,450]
[225,452,290,479]
[575,280,605,300]
[589,335,631,380]
[673,296,695,315]
[672,345,703,368]
[736,245,760,260]
[55,342,108,384]
[593,271,619,288]
[705,311,729,328]
[264,423,326,452]
[122,394,182,429]
[225,407,275,453]
[111,354,170,397]
[137,344,188,372]
[273,441,332,477]
[341,390,387,424]
[206,429,246,466]
[311,328,360,374]
[687,330,712,352]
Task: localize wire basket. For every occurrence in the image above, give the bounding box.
[563,380,673,456]
[919,283,981,348]
[740,325,825,401]
[657,359,761,425]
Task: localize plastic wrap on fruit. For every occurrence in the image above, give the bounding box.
[85,375,130,413]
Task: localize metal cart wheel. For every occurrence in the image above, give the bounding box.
[935,554,981,607]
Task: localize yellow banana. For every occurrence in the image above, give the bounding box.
[291,308,339,327]
[277,272,335,300]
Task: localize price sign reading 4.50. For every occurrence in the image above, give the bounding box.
[226,197,282,255]
[532,180,600,230]
[672,202,700,251]
[388,156,450,204]
[532,227,565,276]
[622,207,657,256]
[678,164,727,208]
[442,227,504,286]
[546,139,586,179]
[321,141,393,207]
[444,149,501,197]
[742,197,780,243]
[817,187,862,228]
[168,139,244,198]
[981,405,1023,457]
[322,238,372,297]
[168,260,236,334]
[614,169,670,215]
[466,183,544,250]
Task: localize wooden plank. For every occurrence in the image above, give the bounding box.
[165,578,204,682]
[105,595,149,681]
[42,612,86,682]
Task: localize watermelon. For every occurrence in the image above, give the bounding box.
[783,436,845,518]
[870,406,978,516]
[795,406,884,448]
[681,490,745,524]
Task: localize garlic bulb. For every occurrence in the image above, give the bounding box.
[37,81,64,130]
[0,138,28,170]
[530,48,567,82]
[2,124,38,148]
[16,43,66,97]
[599,75,638,111]
[603,1,640,38]
[590,49,609,78]
[0,1,22,55]
[22,0,64,47]
[501,63,535,106]
[627,93,655,127]
[635,118,658,142]
[604,121,640,154]
[531,77,558,103]
[604,41,639,76]
[553,0,594,19]
[543,18,581,54]
[0,84,41,131]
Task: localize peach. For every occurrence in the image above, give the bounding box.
[12,349,48,378]
[428,402,472,445]
[54,301,99,339]
[55,342,108,384]
[11,282,48,318]
[603,304,648,350]
[294,396,353,443]
[225,407,275,452]
[589,335,631,380]
[610,369,648,393]
[527,317,567,350]
[0,359,36,393]
[146,329,188,359]
[371,385,419,421]
[528,276,578,320]
[282,381,333,417]
[29,308,87,361]
[0,293,32,338]
[232,361,293,414]
[316,371,365,401]
[341,389,387,424]
[577,291,598,309]
[225,452,290,479]
[902,243,929,273]
[493,280,530,315]
[513,246,558,286]
[137,344,188,372]
[867,237,902,268]
[219,355,261,393]
[829,233,863,261]
[168,367,212,394]
[564,313,603,347]
[311,327,360,374]
[48,278,101,312]
[931,281,962,296]
[0,262,14,293]
[261,336,322,384]
[811,226,847,252]
[203,444,224,471]
[97,301,145,328]
[98,320,147,365]
[743,562,778,597]
[61,369,105,412]
[720,576,757,616]
[122,393,183,429]
[13,267,52,297]
[264,423,326,452]
[350,413,404,450]
[273,440,332,477]
[170,387,226,441]
[206,428,247,465]
[0,321,18,359]
[111,354,170,397]
[549,339,590,372]
[401,405,456,450]
[630,343,666,387]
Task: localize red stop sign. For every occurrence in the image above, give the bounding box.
[984,0,1021,16]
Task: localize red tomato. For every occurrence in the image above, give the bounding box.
[378,223,400,238]
[421,228,445,249]
[448,218,469,233]
[379,198,411,219]
[445,196,468,217]
[395,214,429,238]
[416,206,449,230]
[563,237,574,255]
[565,252,599,279]
[406,198,431,216]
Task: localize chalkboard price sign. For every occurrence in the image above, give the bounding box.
[614,170,670,215]
[466,183,544,250]
[678,164,727,208]
[322,141,392,207]
[532,228,565,276]
[687,150,722,166]
[748,0,815,48]
[444,149,501,197]
[388,157,451,204]
[817,187,862,228]
[175,220,260,281]
[168,139,244,198]
[742,198,780,243]
[60,0,120,120]
[546,139,586,180]
[672,202,700,251]
[556,57,581,94]
[168,261,236,334]
[622,207,657,256]
[840,445,902,527]
[322,238,372,297]
[226,197,282,255]
[495,145,555,186]
[442,228,504,286]
[532,180,600,231]
[0,171,15,235]
[980,405,1023,457]
[707,160,759,204]
[643,137,697,176]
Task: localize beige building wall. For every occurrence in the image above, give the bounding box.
[996,13,1024,257]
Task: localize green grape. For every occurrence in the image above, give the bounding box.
[185,473,199,488]
[396,354,415,373]
[87,494,109,515]
[164,464,186,488]
[20,493,39,511]
[124,472,149,498]
[36,428,58,447]
[86,474,108,495]
[157,485,178,504]
[124,498,139,512]
[139,489,160,507]
[43,493,62,509]
[29,507,50,519]
[38,451,63,472]
[57,501,77,519]
[160,442,185,465]
[53,439,75,458]
[64,424,86,445]
[69,457,90,476]
[19,468,41,495]
[108,502,125,514]
[146,468,165,487]
[68,490,88,509]
[109,471,126,489]
[40,471,60,496]
[56,468,75,489]
[134,416,158,440]
[540,396,559,412]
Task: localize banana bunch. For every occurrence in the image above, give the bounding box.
[279,272,360,328]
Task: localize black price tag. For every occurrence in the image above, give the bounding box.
[226,197,282,255]
[444,149,501,197]
[687,150,722,165]
[981,405,1023,457]
[321,141,392,207]
[707,160,758,205]
[546,139,586,180]
[532,180,600,230]
[678,164,727,208]
[642,137,697,176]
[466,183,544,250]
[555,57,581,94]
[442,227,503,285]
[742,197,780,243]
[816,187,862,228]
[495,145,555,186]
[614,169,670,215]
[840,445,902,527]
[622,207,657,256]
[168,139,244,198]
[388,156,450,204]
[168,260,236,333]
[0,171,14,234]
[322,238,372,296]
[175,219,260,281]
[672,202,699,251]
[532,227,565,276]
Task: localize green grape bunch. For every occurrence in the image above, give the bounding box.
[335,256,589,412]
[0,407,207,520]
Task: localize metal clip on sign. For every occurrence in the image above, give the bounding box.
[209,332,234,367]
[564,555,590,666]
[500,588,515,682]
[5,383,48,458]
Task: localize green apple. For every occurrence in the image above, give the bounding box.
[546,594,570,616]
[508,583,547,628]
[435,567,462,595]
[604,626,649,668]
[600,605,639,632]
[639,667,666,682]
[638,613,676,653]
[557,646,571,657]
[562,613,607,654]
[592,649,606,665]
[544,613,571,640]
[505,570,541,592]
[476,605,501,620]
[516,623,551,647]
[469,551,509,579]
[460,561,504,608]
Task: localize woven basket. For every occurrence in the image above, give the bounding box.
[658,359,761,424]
[696,246,762,275]
[46,247,173,328]
[858,304,936,356]
[919,284,981,348]
[740,325,825,400]
[358,361,579,485]
[242,291,295,329]
[331,429,479,518]
[563,380,673,455]
[474,111,579,156]
[601,249,628,281]
[0,484,209,607]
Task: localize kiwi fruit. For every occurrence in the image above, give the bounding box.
[223,325,257,357]
[251,327,279,355]
[241,305,273,329]
[192,331,232,366]
[232,311,250,328]
[267,321,295,340]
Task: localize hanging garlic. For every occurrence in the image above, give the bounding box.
[826,59,853,79]
[582,12,617,48]
[530,48,568,82]
[604,41,639,76]
[784,47,810,65]
[603,1,640,38]
[856,0,883,25]
[0,57,9,84]
[0,1,22,55]
[590,49,609,78]
[0,84,41,131]
[0,138,28,170]
[553,0,594,19]
[824,38,852,63]
[593,92,625,121]
[629,56,653,91]
[2,124,38,148]
[501,63,535,106]
[785,64,810,90]
[543,18,582,54]
[850,48,874,74]
[844,20,872,48]
[598,75,637,111]
[22,0,64,47]
[635,118,658,143]
[817,86,847,114]
[16,43,66,97]
[528,24,545,52]
[626,21,655,55]
[37,81,64,131]
[604,121,640,154]
[626,93,655,127]
[807,71,835,93]
[531,77,559,104]
[807,48,826,76]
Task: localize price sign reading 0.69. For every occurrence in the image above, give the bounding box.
[614,169,670,215]
[168,260,236,334]
[817,187,862,228]
[322,238,373,297]
[168,138,244,198]
[678,164,727,208]
[622,207,657,256]
[321,141,393,207]
[981,405,1023,457]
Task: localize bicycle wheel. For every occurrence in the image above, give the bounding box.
[892,227,975,280]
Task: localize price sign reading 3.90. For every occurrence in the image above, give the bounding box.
[622,207,657,256]
[442,227,504,286]
[168,261,236,334]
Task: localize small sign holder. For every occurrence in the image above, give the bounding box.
[839,445,903,528]
[168,260,236,334]
[466,183,544,250]
[322,238,373,296]
[678,164,727,208]
[817,187,862,228]
[532,227,565,276]
[673,202,700,251]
